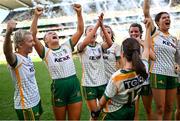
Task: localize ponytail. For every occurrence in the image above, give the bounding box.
[122,38,148,80]
[132,51,148,80]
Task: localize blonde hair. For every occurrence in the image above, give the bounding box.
[13,29,31,51]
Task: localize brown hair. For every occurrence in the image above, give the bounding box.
[85,25,94,36]
[129,23,143,39]
[155,12,169,27]
[121,38,148,79]
[104,25,115,42]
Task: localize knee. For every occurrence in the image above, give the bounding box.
[145,107,152,114]
[165,104,174,112]
[176,109,180,114]
[177,104,180,110]
[156,105,164,114]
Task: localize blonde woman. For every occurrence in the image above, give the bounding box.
[3,20,42,120]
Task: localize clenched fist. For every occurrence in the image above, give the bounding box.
[34,5,43,17]
[73,4,82,15]
[6,19,17,33]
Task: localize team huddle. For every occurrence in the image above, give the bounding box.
[3,0,180,120]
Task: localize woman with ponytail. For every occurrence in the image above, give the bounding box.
[90,18,152,120]
[129,23,154,120]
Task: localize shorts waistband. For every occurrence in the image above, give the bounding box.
[53,74,77,81]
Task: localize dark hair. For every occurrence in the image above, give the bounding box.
[43,33,49,48]
[155,12,169,27]
[104,25,115,42]
[122,38,148,80]
[129,23,143,39]
[85,25,94,36]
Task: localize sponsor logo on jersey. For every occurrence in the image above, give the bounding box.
[162,40,176,49]
[158,80,164,84]
[54,55,70,62]
[55,98,63,102]
[103,56,108,60]
[89,55,101,60]
[123,77,144,89]
[29,67,35,72]
[87,91,95,96]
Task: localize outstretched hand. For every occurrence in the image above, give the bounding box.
[73,4,82,15]
[6,19,17,33]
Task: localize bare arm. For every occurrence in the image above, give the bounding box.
[116,59,123,69]
[3,20,17,66]
[141,40,155,61]
[30,7,44,58]
[143,0,155,32]
[99,95,107,109]
[149,49,156,61]
[114,45,122,69]
[143,0,151,18]
[142,18,151,60]
[71,4,84,47]
[78,20,100,51]
[99,13,112,49]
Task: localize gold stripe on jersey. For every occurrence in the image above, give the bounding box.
[80,62,85,86]
[15,65,25,109]
[15,62,23,69]
[149,61,154,73]
[154,74,157,88]
[23,110,28,120]
[22,108,35,120]
[149,34,158,73]
[44,49,51,65]
[30,108,35,120]
[102,113,107,120]
[112,72,137,83]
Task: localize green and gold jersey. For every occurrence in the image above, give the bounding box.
[103,43,121,81]
[9,53,40,109]
[78,42,107,87]
[42,39,76,79]
[150,30,178,77]
[103,60,148,112]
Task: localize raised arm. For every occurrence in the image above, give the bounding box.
[149,48,156,60]
[71,4,84,47]
[99,13,112,49]
[142,18,151,60]
[143,0,155,32]
[143,0,151,18]
[78,21,100,52]
[175,35,180,74]
[30,6,44,57]
[3,20,17,66]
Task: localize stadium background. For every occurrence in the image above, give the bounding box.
[0,0,180,62]
[0,0,180,120]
